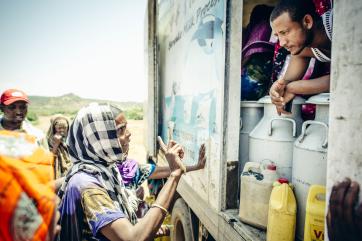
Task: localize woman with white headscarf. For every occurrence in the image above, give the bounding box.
[58,103,201,241]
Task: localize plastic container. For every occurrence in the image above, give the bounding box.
[239,162,279,229]
[267,178,296,241]
[303,185,326,241]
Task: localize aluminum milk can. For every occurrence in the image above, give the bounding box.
[249,96,305,181]
[292,93,329,241]
[239,101,263,174]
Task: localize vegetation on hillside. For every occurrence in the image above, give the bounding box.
[27,93,143,122]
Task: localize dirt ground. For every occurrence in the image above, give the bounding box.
[35,116,147,163]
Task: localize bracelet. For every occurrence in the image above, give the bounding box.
[151,203,168,214]
[170,171,182,178]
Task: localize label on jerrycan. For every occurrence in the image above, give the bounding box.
[310,224,324,241]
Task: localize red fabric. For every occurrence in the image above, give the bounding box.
[312,0,332,16]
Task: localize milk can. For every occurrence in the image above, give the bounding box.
[292,93,329,241]
[239,101,263,174]
[249,96,305,181]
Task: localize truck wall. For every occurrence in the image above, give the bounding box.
[155,0,228,212]
[327,0,362,216]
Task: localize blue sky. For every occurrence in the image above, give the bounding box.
[0,0,148,102]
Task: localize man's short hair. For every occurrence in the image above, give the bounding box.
[270,0,319,23]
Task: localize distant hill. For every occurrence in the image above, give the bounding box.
[27,93,143,120]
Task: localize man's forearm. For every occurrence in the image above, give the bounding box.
[286,75,330,95]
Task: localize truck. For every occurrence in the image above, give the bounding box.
[144,0,362,240]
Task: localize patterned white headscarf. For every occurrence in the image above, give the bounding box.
[58,103,138,224]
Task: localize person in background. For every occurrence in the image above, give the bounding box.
[269,0,332,115]
[0,130,59,241]
[0,88,48,149]
[47,114,71,179]
[58,103,206,241]
[327,178,362,241]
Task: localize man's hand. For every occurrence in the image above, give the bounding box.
[270,79,287,115]
[327,178,362,241]
[270,79,296,115]
[158,136,186,174]
[277,90,295,115]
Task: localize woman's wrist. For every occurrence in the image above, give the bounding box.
[170,169,183,178]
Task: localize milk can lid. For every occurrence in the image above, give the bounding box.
[258,95,306,105]
[278,178,289,184]
[240,101,264,108]
[306,93,330,105]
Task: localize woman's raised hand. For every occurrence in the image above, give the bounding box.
[157,136,186,174]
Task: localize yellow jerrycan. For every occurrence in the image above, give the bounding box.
[267,178,296,241]
[303,185,326,241]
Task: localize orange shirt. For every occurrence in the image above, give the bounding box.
[0,130,56,241]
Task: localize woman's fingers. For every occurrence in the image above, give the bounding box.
[179,147,185,159]
[171,144,186,172]
[168,140,176,149]
[170,144,183,155]
[199,144,206,162]
[157,136,167,153]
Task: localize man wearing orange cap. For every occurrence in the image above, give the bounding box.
[0,88,48,149]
